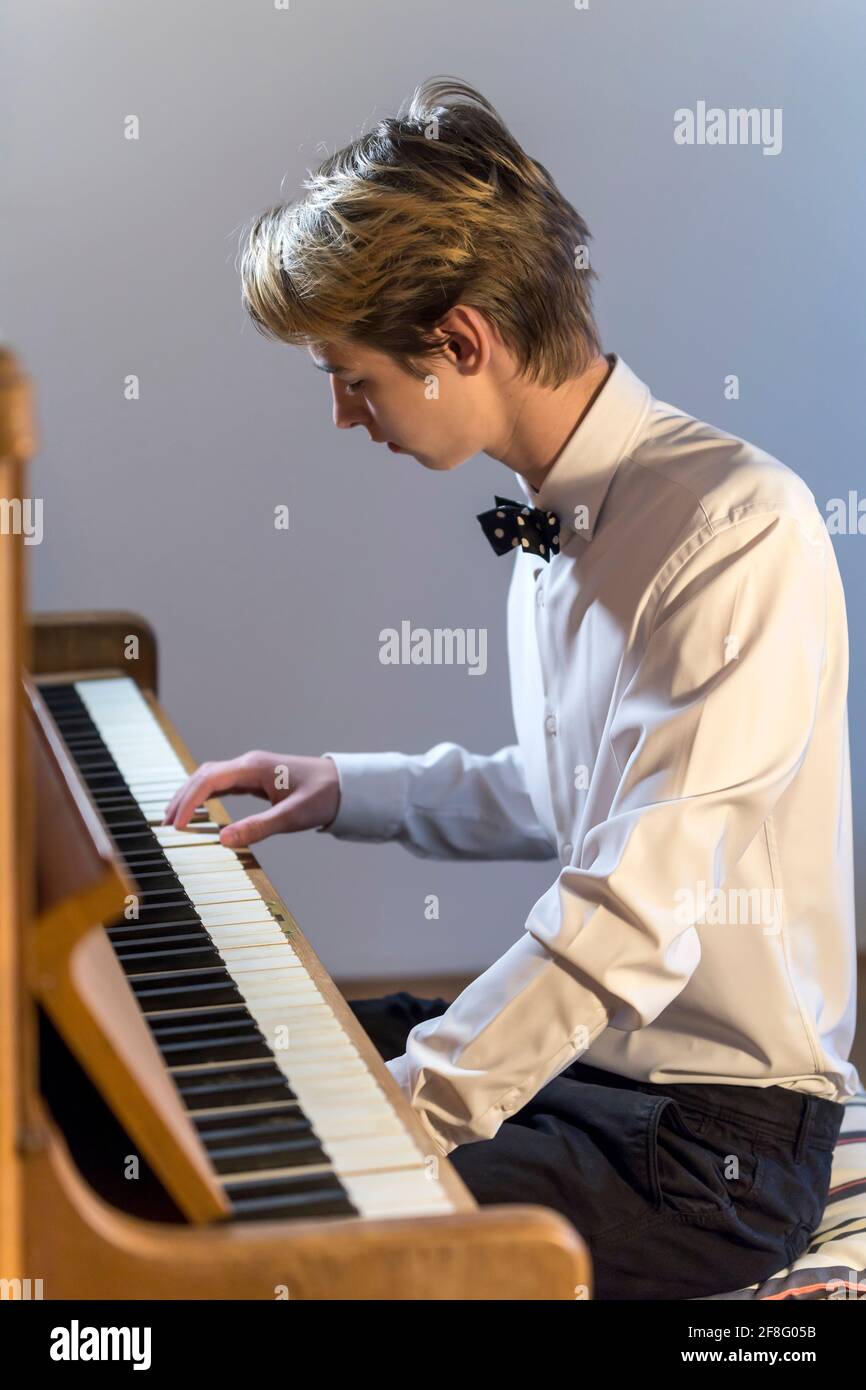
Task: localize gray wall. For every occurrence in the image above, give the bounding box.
[4,0,864,982]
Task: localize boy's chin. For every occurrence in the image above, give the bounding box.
[420,450,472,473]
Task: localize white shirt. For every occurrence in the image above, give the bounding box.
[320,353,862,1158]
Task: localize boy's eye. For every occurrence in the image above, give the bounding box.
[344,378,365,395]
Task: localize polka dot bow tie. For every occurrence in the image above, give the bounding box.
[476,495,561,562]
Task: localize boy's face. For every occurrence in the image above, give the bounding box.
[308,317,499,472]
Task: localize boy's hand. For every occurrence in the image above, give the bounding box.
[161,751,341,849]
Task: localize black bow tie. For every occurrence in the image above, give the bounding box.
[476,495,561,562]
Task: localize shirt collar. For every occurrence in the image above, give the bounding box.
[515,353,652,543]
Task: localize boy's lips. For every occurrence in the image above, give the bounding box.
[387,442,405,452]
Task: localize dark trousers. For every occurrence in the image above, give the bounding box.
[348,991,845,1300]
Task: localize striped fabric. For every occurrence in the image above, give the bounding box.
[702,1093,866,1301]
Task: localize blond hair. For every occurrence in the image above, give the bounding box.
[239,76,602,387]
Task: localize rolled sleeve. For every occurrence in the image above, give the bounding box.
[386,933,610,1151]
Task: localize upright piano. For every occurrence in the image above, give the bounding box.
[0,346,590,1299]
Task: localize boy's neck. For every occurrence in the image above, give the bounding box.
[498,352,613,496]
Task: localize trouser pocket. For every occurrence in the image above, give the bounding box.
[651,1097,761,1217]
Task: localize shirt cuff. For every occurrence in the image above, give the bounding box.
[385,1053,457,1158]
[315,751,411,842]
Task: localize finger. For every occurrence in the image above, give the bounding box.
[162,781,195,824]
[163,760,248,829]
[162,774,212,828]
[220,798,298,849]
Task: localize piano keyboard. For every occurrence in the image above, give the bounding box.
[38,676,455,1224]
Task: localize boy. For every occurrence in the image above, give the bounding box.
[163,77,860,1299]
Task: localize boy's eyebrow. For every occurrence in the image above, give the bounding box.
[312,359,351,375]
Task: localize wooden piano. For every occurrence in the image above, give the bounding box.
[0,346,591,1299]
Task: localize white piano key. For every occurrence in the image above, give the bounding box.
[164,847,242,868]
[342,1171,453,1215]
[179,871,257,891]
[207,927,297,948]
[321,1135,425,1172]
[198,903,273,925]
[231,978,321,1002]
[153,828,223,846]
[189,888,267,906]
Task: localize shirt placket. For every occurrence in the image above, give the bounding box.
[532,562,574,868]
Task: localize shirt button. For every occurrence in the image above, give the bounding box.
[562,841,573,861]
[545,714,558,735]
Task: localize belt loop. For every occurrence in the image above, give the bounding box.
[793,1099,813,1163]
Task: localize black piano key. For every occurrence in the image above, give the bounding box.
[125,870,183,892]
[109,923,211,945]
[97,800,150,817]
[66,755,120,772]
[224,1172,357,1221]
[118,944,227,976]
[111,832,173,853]
[121,842,176,856]
[113,928,214,952]
[78,770,129,790]
[126,897,196,915]
[148,1006,255,1038]
[175,1062,297,1110]
[108,914,203,934]
[99,814,154,833]
[159,1033,272,1066]
[48,715,95,732]
[205,1134,330,1175]
[194,1106,315,1140]
[228,1191,357,1221]
[147,1011,287,1068]
[90,793,144,811]
[131,968,243,1010]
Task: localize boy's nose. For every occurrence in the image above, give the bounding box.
[331,388,369,431]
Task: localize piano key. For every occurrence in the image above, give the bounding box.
[224,1174,357,1221]
[132,970,244,1010]
[176,1062,299,1110]
[153,828,224,846]
[183,888,264,907]
[342,1170,453,1217]
[197,903,274,926]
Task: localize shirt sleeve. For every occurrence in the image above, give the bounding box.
[315,742,558,861]
[383,510,829,1154]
